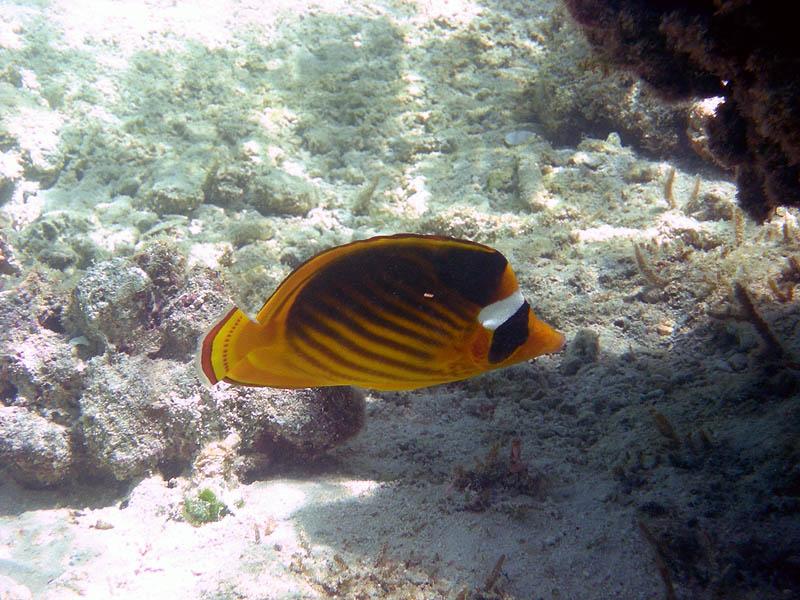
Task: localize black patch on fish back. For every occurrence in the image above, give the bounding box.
[285,243,474,384]
[289,243,484,334]
[488,302,529,363]
[434,247,508,306]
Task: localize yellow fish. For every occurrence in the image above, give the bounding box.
[197,234,564,391]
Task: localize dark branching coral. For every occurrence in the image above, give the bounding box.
[564,0,800,221]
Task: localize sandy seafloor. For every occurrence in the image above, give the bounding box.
[1,1,799,599]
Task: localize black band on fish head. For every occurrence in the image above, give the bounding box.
[488,301,530,363]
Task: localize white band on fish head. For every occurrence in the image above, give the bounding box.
[478,289,525,331]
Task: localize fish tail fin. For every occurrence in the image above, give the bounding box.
[197,307,264,386]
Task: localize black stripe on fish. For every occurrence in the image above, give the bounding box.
[313,294,437,360]
[291,311,442,382]
[329,283,452,345]
[291,326,396,383]
[488,301,530,363]
[287,334,354,382]
[354,283,461,339]
[364,280,466,331]
[294,306,441,376]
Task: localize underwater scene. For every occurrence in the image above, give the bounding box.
[1,1,798,598]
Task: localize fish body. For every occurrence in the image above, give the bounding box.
[198,234,564,391]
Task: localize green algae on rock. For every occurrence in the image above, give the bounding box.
[182,488,229,526]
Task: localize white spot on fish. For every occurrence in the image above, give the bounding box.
[479,290,524,330]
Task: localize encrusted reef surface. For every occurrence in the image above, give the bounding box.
[564,0,800,222]
[1,1,799,599]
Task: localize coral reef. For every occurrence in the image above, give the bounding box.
[18,211,98,269]
[0,80,64,186]
[78,355,204,480]
[0,231,21,276]
[78,354,365,481]
[151,265,229,360]
[0,406,72,487]
[204,160,320,217]
[521,6,690,158]
[251,386,366,456]
[528,56,690,159]
[72,256,162,355]
[1,1,798,597]
[0,270,82,416]
[564,0,800,221]
[142,165,205,216]
[0,244,366,486]
[246,169,320,217]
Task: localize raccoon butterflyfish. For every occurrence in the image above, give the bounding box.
[197,233,565,391]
